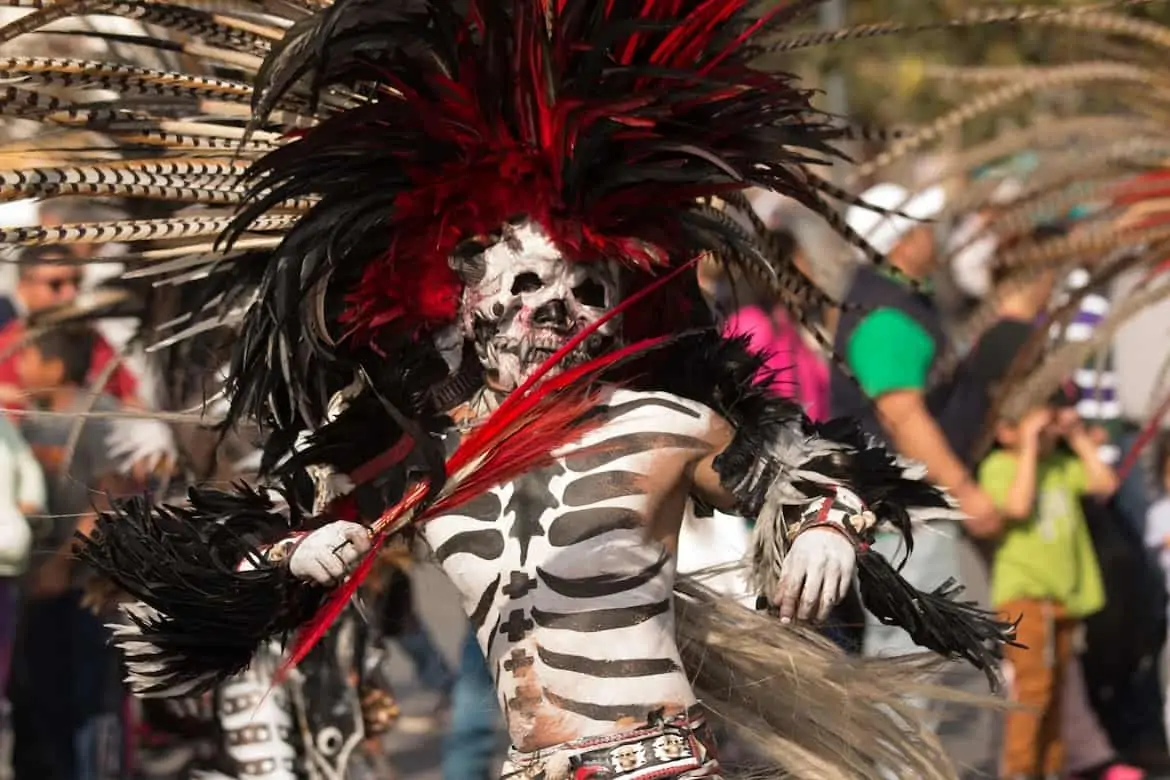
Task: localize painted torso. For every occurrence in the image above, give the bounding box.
[421,387,722,751]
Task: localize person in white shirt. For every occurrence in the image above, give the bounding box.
[0,412,46,697]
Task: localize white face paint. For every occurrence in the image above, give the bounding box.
[456,219,621,392]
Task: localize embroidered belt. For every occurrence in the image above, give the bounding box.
[502,705,722,780]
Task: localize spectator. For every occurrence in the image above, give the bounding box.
[979,387,1116,779]
[832,182,1002,534]
[0,414,46,697]
[1080,424,1168,771]
[966,226,1062,395]
[831,183,1006,774]
[1145,432,1170,743]
[379,563,457,731]
[724,231,831,421]
[961,224,1064,468]
[443,629,502,780]
[8,325,141,780]
[0,245,139,409]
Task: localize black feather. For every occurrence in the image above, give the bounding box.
[636,329,1016,680]
[75,483,325,695]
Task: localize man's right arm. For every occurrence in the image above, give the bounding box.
[873,390,999,538]
[848,309,1002,539]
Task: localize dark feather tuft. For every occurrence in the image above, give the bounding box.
[76,483,325,696]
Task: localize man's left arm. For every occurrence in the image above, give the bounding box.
[687,411,871,625]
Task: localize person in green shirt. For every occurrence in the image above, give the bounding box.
[979,390,1117,780]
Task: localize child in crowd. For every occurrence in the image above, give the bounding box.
[980,386,1118,780]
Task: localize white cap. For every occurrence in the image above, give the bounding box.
[845,183,947,255]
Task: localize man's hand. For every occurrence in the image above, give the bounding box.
[288,521,371,586]
[953,481,1003,539]
[774,528,855,624]
[1054,407,1087,443]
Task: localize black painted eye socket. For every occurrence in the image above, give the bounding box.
[511,272,543,295]
[573,278,607,307]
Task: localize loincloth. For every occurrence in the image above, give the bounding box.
[501,705,722,780]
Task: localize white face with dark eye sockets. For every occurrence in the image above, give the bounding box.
[454,219,621,392]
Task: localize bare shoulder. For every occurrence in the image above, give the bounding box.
[597,388,730,442]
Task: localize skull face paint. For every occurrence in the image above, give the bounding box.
[456,220,621,392]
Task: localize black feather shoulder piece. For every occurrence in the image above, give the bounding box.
[76,483,326,697]
[639,330,1017,684]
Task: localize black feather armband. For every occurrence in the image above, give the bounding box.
[76,484,327,698]
[713,422,1018,689]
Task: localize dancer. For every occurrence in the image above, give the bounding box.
[0,1,1050,777]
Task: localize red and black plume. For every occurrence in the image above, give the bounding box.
[217,0,854,445]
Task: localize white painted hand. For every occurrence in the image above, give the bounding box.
[288,521,371,586]
[774,527,856,624]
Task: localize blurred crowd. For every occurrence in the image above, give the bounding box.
[0,201,157,779]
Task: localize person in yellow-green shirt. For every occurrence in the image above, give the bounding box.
[979,387,1118,780]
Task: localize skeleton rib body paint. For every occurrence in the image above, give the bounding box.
[456,220,621,392]
[421,388,718,752]
[282,216,862,768]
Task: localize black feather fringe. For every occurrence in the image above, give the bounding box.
[76,483,326,695]
[640,329,1016,680]
[858,555,1018,690]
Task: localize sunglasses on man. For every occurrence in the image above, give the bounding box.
[30,275,82,294]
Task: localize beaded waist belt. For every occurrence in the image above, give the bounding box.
[503,705,722,780]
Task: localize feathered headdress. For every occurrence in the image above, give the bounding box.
[213,0,874,448]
